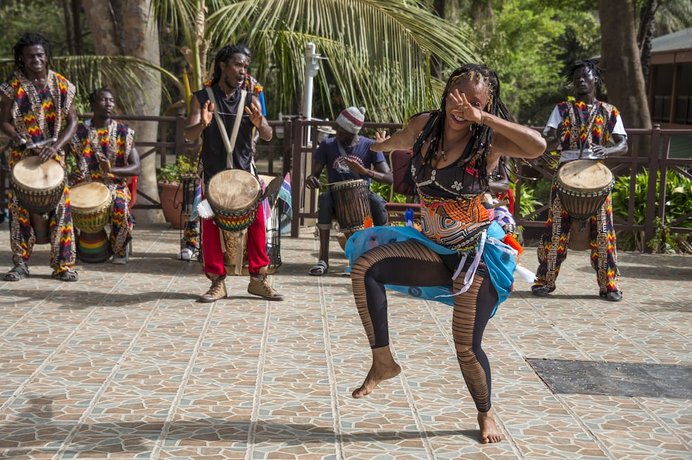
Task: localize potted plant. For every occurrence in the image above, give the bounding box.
[157,155,196,229]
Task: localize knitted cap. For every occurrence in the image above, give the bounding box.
[335,106,366,134]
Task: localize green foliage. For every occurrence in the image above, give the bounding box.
[611,168,692,253]
[510,181,543,218]
[648,217,679,254]
[207,0,478,122]
[611,169,692,227]
[370,181,407,203]
[0,0,88,59]
[157,155,196,184]
[0,55,180,114]
[476,0,600,124]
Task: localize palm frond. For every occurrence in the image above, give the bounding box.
[0,55,183,113]
[206,0,478,122]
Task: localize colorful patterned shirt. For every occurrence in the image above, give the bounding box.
[0,70,76,168]
[70,120,135,187]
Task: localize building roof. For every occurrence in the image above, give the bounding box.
[651,28,692,54]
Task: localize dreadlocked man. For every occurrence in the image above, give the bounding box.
[345,64,546,444]
[184,44,282,302]
[0,32,79,282]
[531,60,627,302]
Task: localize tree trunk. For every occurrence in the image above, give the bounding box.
[470,0,494,39]
[122,0,164,224]
[637,0,659,87]
[81,0,122,55]
[82,0,163,223]
[61,0,75,54]
[72,0,83,54]
[599,0,652,130]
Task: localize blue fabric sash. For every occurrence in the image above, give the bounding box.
[344,222,516,317]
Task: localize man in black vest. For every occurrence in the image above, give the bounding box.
[185,44,282,303]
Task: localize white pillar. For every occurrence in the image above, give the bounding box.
[302,42,321,146]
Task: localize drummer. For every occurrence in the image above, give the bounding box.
[305,106,393,276]
[531,59,627,301]
[185,43,282,303]
[69,88,141,264]
[0,32,79,282]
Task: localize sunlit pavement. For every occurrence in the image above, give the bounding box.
[0,223,690,459]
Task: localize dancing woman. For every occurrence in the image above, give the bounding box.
[347,64,546,443]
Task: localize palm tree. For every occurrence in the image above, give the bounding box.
[160,0,478,122]
[2,0,479,224]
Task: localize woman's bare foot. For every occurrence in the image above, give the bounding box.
[352,346,401,398]
[478,409,504,443]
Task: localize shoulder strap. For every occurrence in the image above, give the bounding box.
[205,86,247,169]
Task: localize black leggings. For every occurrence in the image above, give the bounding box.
[351,240,498,412]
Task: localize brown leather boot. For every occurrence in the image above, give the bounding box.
[247,269,283,301]
[198,273,227,303]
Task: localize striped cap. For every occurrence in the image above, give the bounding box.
[335,106,366,134]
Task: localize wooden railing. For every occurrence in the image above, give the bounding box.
[2,117,690,253]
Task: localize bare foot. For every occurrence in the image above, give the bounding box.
[478,410,504,444]
[352,360,401,398]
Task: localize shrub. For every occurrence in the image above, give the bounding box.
[157,155,196,184]
[611,169,691,253]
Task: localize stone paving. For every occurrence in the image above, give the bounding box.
[0,223,690,459]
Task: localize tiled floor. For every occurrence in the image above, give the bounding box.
[0,224,690,459]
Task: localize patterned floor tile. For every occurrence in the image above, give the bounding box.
[0,225,690,459]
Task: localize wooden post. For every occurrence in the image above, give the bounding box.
[643,124,661,252]
[290,118,304,237]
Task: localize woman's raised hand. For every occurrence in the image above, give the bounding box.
[449,89,482,124]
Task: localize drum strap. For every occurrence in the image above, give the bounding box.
[205,87,247,169]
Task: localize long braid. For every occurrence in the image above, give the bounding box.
[415,64,511,188]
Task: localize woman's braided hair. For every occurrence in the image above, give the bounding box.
[414,63,510,187]
[13,32,52,73]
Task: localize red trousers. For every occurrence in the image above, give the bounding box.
[201,203,269,276]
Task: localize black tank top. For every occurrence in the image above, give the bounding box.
[194,84,255,184]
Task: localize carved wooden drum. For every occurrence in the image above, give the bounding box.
[207,169,262,232]
[71,182,113,263]
[556,160,613,220]
[331,179,371,232]
[11,157,66,214]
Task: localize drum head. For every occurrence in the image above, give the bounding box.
[71,182,112,211]
[558,160,613,193]
[208,170,260,211]
[330,179,368,191]
[12,157,64,191]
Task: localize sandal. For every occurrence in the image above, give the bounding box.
[3,262,30,281]
[309,260,329,276]
[51,268,79,282]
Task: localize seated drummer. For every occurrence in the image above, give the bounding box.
[69,88,141,264]
[531,59,627,301]
[305,106,392,276]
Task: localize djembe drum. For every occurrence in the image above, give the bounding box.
[11,156,66,244]
[207,170,262,275]
[70,182,113,263]
[217,174,285,276]
[556,159,614,250]
[331,179,371,233]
